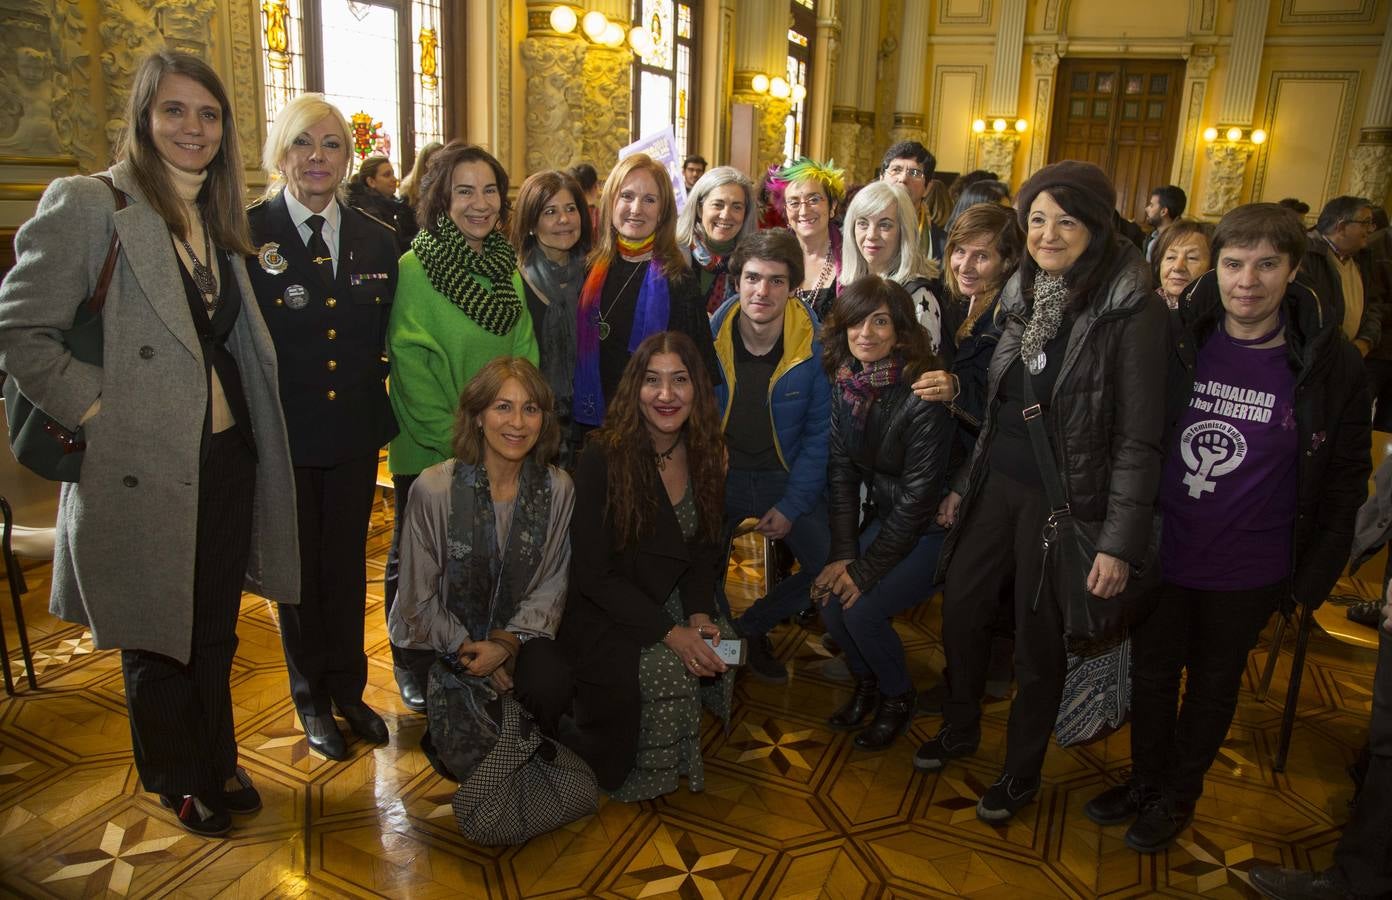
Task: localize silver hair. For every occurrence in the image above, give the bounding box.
[675,165,756,248]
[839,180,936,286]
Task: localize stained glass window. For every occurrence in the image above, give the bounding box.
[259,0,445,176]
[632,0,697,156]
[784,2,815,162]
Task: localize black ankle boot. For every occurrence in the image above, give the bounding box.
[854,689,916,750]
[827,675,879,730]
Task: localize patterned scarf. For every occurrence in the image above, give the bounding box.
[444,458,553,641]
[1020,271,1069,366]
[693,235,736,314]
[521,247,584,411]
[835,355,904,448]
[572,236,671,426]
[412,217,521,335]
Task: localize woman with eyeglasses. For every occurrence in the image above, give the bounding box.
[766,158,845,322]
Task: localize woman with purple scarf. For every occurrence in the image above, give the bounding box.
[812,276,953,751]
[571,153,718,432]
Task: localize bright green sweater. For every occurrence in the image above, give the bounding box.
[387,251,538,475]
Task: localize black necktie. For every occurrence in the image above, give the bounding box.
[305,214,334,285]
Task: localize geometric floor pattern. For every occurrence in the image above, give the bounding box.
[0,494,1383,898]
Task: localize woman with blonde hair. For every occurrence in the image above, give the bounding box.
[246,92,400,759]
[571,153,717,431]
[675,165,756,313]
[0,50,298,836]
[840,181,944,352]
[398,140,443,211]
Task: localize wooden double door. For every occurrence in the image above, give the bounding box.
[1047,58,1186,222]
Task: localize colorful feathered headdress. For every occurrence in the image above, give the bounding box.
[764,157,847,214]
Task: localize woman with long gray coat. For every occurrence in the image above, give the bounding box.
[0,51,299,838]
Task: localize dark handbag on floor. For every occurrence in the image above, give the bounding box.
[3,175,126,482]
[426,654,597,846]
[1019,370,1160,643]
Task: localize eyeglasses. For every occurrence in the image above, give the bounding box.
[785,195,826,212]
[1348,217,1374,227]
[885,165,925,180]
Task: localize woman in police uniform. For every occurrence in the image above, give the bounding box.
[244,94,399,761]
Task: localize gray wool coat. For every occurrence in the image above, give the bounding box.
[0,161,300,663]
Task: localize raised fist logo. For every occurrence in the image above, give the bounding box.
[1179,420,1247,498]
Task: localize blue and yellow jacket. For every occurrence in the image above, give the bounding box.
[711,295,831,522]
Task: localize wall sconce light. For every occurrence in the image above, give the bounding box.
[601,21,624,46]
[751,73,770,94]
[972,119,986,133]
[792,83,807,103]
[769,76,791,99]
[549,4,577,33]
[972,118,1026,135]
[581,10,609,40]
[1014,119,1028,133]
[1203,125,1268,146]
[628,24,652,55]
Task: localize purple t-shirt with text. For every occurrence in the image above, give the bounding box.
[1159,328,1298,590]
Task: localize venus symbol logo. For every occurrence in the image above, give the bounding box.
[1179,420,1248,498]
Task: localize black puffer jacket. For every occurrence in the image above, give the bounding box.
[939,240,1168,576]
[1172,271,1371,610]
[827,379,953,593]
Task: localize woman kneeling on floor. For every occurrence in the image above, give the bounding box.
[813,275,953,750]
[387,356,575,777]
[550,331,734,800]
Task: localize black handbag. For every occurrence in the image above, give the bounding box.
[3,175,127,482]
[1019,369,1160,642]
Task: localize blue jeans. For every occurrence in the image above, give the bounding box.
[718,468,831,636]
[819,521,943,695]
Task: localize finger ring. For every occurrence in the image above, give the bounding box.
[689,658,699,666]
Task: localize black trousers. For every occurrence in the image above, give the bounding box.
[1129,580,1282,804]
[1336,627,1392,894]
[122,431,255,798]
[1364,358,1392,431]
[383,472,420,670]
[941,470,1065,780]
[278,452,377,716]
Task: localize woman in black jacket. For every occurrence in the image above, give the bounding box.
[1085,203,1370,854]
[917,161,1168,823]
[813,275,952,751]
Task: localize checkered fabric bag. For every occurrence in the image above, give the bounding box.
[450,694,598,846]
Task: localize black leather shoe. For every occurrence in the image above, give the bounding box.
[854,689,915,751]
[1124,791,1193,853]
[1248,865,1353,900]
[827,675,879,730]
[395,666,427,712]
[744,633,788,683]
[913,724,980,771]
[335,702,389,744]
[300,713,348,760]
[1084,780,1144,826]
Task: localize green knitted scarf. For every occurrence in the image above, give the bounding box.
[412,217,521,335]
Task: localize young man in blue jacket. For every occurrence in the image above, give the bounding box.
[712,228,832,682]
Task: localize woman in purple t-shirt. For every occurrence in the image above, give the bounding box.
[1084,203,1371,854]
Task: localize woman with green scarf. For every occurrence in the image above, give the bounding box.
[384,141,538,711]
[675,166,755,315]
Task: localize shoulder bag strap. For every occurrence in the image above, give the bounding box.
[84,174,128,317]
[1018,368,1071,518]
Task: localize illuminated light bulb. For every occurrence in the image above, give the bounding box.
[601,22,625,46]
[581,10,608,40]
[992,118,1007,132]
[1250,128,1267,145]
[1015,118,1028,133]
[1202,126,1218,142]
[770,76,790,99]
[751,73,769,93]
[972,119,986,133]
[628,25,651,54]
[792,83,806,102]
[1225,126,1242,142]
[549,5,577,33]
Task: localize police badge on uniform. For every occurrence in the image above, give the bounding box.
[257,242,288,275]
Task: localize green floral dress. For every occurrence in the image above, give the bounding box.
[609,486,734,801]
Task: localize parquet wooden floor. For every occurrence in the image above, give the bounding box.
[0,490,1383,898]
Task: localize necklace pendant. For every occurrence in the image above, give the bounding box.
[598,320,611,341]
[1026,350,1047,375]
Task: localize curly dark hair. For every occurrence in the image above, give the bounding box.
[415,140,511,235]
[820,275,938,383]
[590,332,725,546]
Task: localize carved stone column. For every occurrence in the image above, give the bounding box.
[827,107,859,172]
[520,25,586,174]
[854,110,876,182]
[1349,21,1392,204]
[1201,142,1253,217]
[978,134,1019,181]
[1218,0,1267,127]
[890,0,929,148]
[581,45,633,173]
[1027,45,1061,175]
[1171,52,1217,190]
[806,4,841,160]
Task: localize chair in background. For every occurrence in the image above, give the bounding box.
[0,397,60,694]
